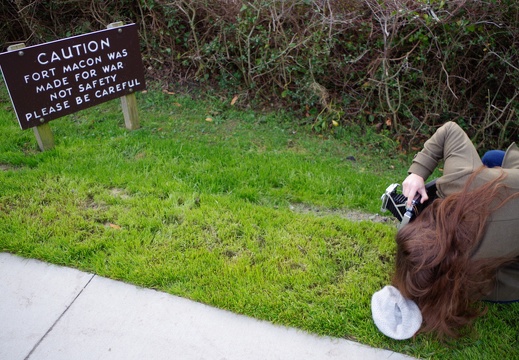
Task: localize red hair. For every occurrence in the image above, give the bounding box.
[393,170,517,338]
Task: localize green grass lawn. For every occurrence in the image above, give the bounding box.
[1,85,518,359]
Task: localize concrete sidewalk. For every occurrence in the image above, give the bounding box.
[0,253,413,360]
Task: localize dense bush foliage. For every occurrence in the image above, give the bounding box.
[1,0,517,149]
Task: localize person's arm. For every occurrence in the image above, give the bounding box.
[403,121,483,206]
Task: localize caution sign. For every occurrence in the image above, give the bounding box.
[0,23,146,130]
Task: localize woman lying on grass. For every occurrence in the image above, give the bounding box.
[372,121,519,339]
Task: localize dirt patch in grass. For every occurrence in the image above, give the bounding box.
[0,164,17,171]
[110,188,131,199]
[289,203,397,224]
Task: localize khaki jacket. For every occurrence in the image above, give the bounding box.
[408,121,519,301]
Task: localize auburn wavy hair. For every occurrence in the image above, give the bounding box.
[393,169,518,338]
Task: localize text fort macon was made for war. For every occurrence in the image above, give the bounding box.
[0,23,146,130]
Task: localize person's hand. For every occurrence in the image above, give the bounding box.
[402,173,428,208]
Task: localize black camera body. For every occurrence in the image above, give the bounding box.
[381,179,438,228]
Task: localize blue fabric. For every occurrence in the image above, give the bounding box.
[482,150,505,168]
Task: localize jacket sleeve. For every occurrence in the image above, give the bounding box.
[408,121,483,196]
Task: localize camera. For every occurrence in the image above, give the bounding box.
[381,179,438,228]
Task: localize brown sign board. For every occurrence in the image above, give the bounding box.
[0,23,146,130]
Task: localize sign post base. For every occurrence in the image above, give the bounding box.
[33,123,55,151]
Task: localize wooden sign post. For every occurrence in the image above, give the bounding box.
[0,23,146,150]
[7,43,55,151]
[108,22,139,130]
